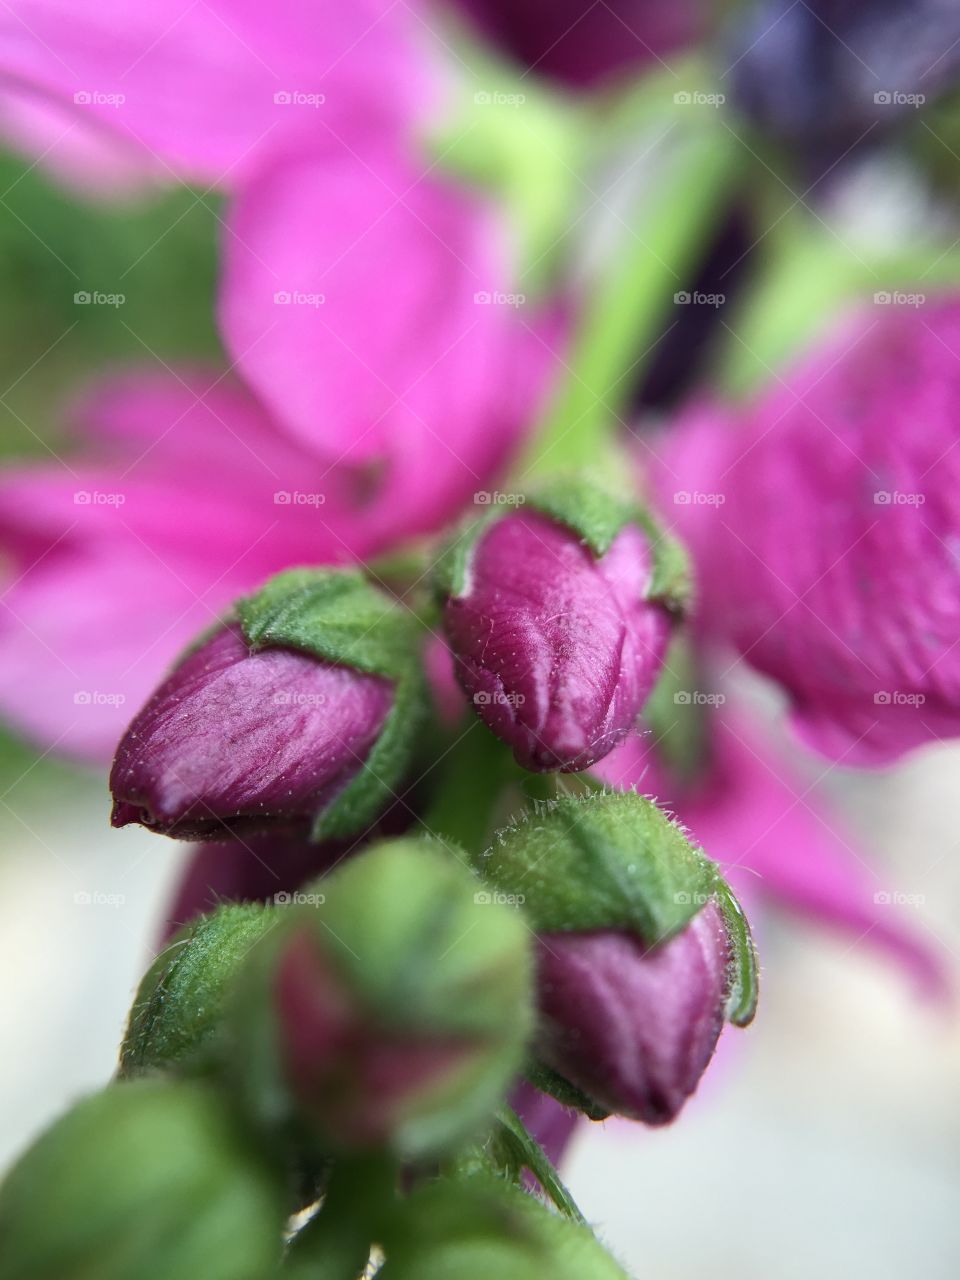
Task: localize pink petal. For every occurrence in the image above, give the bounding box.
[221,149,561,536]
[658,301,960,766]
[0,0,427,187]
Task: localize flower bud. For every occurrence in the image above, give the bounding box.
[537,901,729,1124]
[380,1176,629,1280]
[228,837,533,1160]
[110,569,426,840]
[438,479,687,772]
[0,1079,284,1280]
[476,791,757,1123]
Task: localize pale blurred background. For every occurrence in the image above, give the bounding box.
[2,733,959,1278]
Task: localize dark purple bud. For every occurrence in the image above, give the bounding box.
[452,0,702,90]
[443,511,671,772]
[110,624,392,840]
[535,901,730,1124]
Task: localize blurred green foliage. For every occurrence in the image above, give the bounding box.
[0,149,222,460]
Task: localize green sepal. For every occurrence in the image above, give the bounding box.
[525,474,637,557]
[433,477,691,614]
[431,511,500,601]
[476,790,715,945]
[714,878,759,1026]
[522,1061,609,1122]
[235,568,428,840]
[119,902,272,1080]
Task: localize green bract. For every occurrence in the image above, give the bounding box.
[433,473,690,614]
[236,568,427,839]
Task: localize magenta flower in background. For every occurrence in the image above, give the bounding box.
[0,0,427,189]
[442,511,672,771]
[659,300,960,767]
[220,147,560,492]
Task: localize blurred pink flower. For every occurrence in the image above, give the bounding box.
[221,147,557,477]
[0,352,546,760]
[596,704,949,1000]
[0,0,427,189]
[659,300,960,766]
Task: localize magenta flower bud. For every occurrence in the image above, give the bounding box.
[110,624,391,840]
[228,840,533,1160]
[275,929,485,1151]
[442,506,679,772]
[110,569,425,841]
[536,901,730,1125]
[475,792,757,1124]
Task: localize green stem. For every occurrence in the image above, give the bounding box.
[520,123,741,479]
